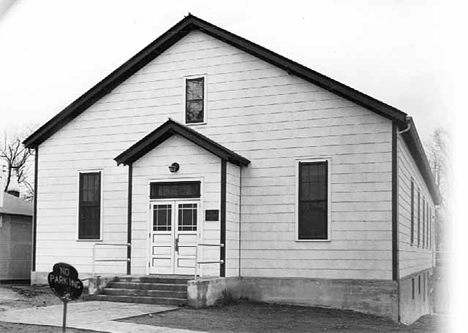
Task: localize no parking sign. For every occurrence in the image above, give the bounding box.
[48,263,84,332]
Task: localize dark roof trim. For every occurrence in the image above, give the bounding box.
[0,212,33,218]
[114,119,250,167]
[24,14,407,149]
[401,118,441,205]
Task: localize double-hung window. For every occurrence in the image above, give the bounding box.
[298,160,329,240]
[422,196,426,248]
[185,76,205,124]
[78,172,101,240]
[417,189,421,246]
[410,180,414,245]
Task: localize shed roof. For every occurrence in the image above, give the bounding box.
[22,14,439,204]
[0,192,33,217]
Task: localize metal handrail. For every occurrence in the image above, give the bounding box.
[194,243,224,280]
[92,242,131,277]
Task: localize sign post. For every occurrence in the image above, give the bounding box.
[48,263,84,333]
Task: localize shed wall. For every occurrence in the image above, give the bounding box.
[0,215,32,280]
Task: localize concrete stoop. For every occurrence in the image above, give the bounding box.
[87,275,190,306]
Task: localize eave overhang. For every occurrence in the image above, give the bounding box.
[400,118,441,205]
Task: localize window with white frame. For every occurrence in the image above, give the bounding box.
[78,171,101,240]
[297,160,329,240]
[410,179,414,245]
[185,76,205,124]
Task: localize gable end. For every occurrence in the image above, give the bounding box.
[114,119,250,167]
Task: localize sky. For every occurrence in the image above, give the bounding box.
[0,0,452,142]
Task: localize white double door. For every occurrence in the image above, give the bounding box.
[149,200,199,275]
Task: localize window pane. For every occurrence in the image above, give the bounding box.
[186,101,204,123]
[298,161,328,240]
[178,203,197,231]
[186,78,204,100]
[153,205,172,231]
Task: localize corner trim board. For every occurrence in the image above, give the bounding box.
[392,122,400,320]
[220,159,226,277]
[392,123,399,281]
[127,163,133,275]
[32,147,38,272]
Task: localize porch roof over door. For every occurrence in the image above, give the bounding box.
[114,118,250,167]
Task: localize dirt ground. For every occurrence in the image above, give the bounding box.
[121,301,446,333]
[0,284,446,333]
[0,284,93,333]
[0,284,63,312]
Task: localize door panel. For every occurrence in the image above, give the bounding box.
[149,203,174,274]
[175,202,198,275]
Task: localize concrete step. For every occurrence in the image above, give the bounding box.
[102,288,187,298]
[107,282,187,291]
[114,276,191,285]
[88,294,186,306]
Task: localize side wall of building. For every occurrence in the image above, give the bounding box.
[397,135,435,324]
[397,135,435,277]
[226,163,241,277]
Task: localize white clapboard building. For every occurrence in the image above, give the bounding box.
[24,15,439,324]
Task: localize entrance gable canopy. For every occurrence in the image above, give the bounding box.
[114,119,250,167]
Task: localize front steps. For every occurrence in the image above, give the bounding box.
[87,275,191,306]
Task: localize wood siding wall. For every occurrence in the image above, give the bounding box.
[36,30,393,279]
[132,134,221,276]
[397,136,435,278]
[226,163,241,277]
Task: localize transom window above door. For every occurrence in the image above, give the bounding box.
[150,181,201,199]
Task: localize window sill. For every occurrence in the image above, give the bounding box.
[185,122,207,127]
[295,239,331,242]
[76,239,103,242]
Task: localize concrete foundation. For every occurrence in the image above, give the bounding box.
[399,269,432,325]
[87,276,114,295]
[187,277,241,308]
[188,276,398,321]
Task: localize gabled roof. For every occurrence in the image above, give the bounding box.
[0,192,33,217]
[115,119,250,167]
[22,14,439,204]
[23,14,408,149]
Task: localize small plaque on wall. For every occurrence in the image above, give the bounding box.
[205,210,219,221]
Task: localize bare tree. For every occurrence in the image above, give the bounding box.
[425,127,449,207]
[0,125,37,200]
[425,127,449,255]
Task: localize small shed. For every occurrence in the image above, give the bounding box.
[0,190,33,282]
